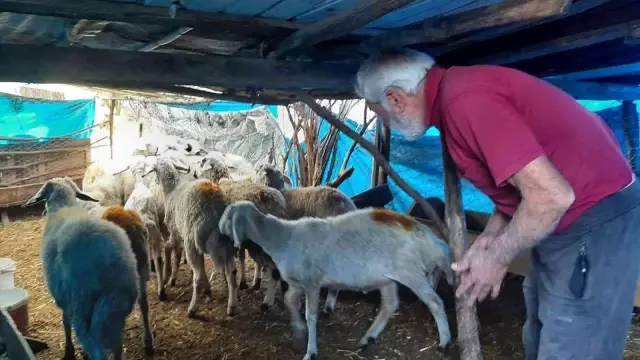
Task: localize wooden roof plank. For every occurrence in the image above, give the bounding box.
[0,0,302,32]
[0,44,358,92]
[358,0,571,52]
[268,0,416,58]
[479,19,640,65]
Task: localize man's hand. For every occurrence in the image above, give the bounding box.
[452,243,509,305]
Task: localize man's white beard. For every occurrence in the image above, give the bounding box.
[390,112,426,141]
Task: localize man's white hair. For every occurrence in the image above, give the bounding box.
[355,49,435,105]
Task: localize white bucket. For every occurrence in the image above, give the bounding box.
[0,258,17,290]
[0,288,30,334]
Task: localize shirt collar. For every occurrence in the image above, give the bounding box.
[424,65,446,130]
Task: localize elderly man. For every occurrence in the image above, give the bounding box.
[355,48,640,360]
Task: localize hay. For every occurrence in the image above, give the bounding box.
[1,216,639,360]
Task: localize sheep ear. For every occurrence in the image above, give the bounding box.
[113,166,130,175]
[175,165,191,173]
[76,191,100,202]
[283,175,292,186]
[23,183,50,207]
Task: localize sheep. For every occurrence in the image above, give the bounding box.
[125,159,168,301]
[22,177,141,360]
[149,158,287,317]
[81,160,135,207]
[219,201,453,360]
[139,155,197,287]
[214,179,289,311]
[250,164,356,315]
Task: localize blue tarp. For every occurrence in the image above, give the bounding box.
[286,100,640,215]
[0,94,95,143]
[164,100,279,118]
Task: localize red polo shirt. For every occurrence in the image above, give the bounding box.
[425,65,633,233]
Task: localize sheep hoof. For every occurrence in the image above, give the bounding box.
[62,351,76,360]
[144,345,155,356]
[187,310,197,318]
[239,281,249,290]
[203,287,212,298]
[259,303,269,313]
[437,343,452,354]
[169,278,176,287]
[303,353,317,360]
[158,291,167,301]
[358,337,376,352]
[227,308,236,317]
[321,307,333,318]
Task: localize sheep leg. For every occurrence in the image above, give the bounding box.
[223,251,238,317]
[303,288,320,360]
[260,266,279,312]
[148,225,166,301]
[251,265,264,291]
[163,245,173,287]
[400,276,451,348]
[186,247,210,318]
[358,282,399,350]
[138,279,154,356]
[62,312,75,360]
[284,285,306,349]
[322,289,339,316]
[169,245,183,286]
[237,248,249,290]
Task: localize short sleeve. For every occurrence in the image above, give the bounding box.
[444,91,545,187]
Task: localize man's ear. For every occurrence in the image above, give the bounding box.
[384,87,407,114]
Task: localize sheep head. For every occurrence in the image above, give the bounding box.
[219,200,258,248]
[23,177,99,214]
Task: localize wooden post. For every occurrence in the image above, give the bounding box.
[622,100,638,171]
[442,136,483,360]
[108,99,116,160]
[1,210,10,227]
[378,124,391,185]
[371,118,382,187]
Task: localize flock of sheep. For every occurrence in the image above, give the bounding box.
[22,135,455,360]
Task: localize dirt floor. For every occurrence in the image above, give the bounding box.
[1,215,639,360]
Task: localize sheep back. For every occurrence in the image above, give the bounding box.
[282,186,356,219]
[101,206,150,281]
[166,179,228,258]
[41,208,139,339]
[218,181,287,219]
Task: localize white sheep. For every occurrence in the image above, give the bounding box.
[81,159,136,207]
[22,177,143,359]
[125,159,168,301]
[219,201,453,360]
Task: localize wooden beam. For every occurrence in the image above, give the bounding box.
[108,99,115,160]
[378,124,391,185]
[0,0,301,35]
[358,0,571,53]
[547,62,640,81]
[268,0,414,58]
[478,20,640,65]
[0,44,358,92]
[298,94,448,238]
[433,0,617,57]
[622,101,639,170]
[441,136,483,360]
[547,79,640,101]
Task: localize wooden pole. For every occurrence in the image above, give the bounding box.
[442,136,483,360]
[371,118,382,187]
[622,100,638,171]
[298,94,447,237]
[378,124,391,185]
[108,99,116,160]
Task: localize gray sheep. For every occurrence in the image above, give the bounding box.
[251,164,357,315]
[22,178,142,360]
[219,201,453,360]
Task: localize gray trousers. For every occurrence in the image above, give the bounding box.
[523,183,640,360]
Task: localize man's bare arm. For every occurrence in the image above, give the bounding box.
[489,155,575,265]
[483,210,510,237]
